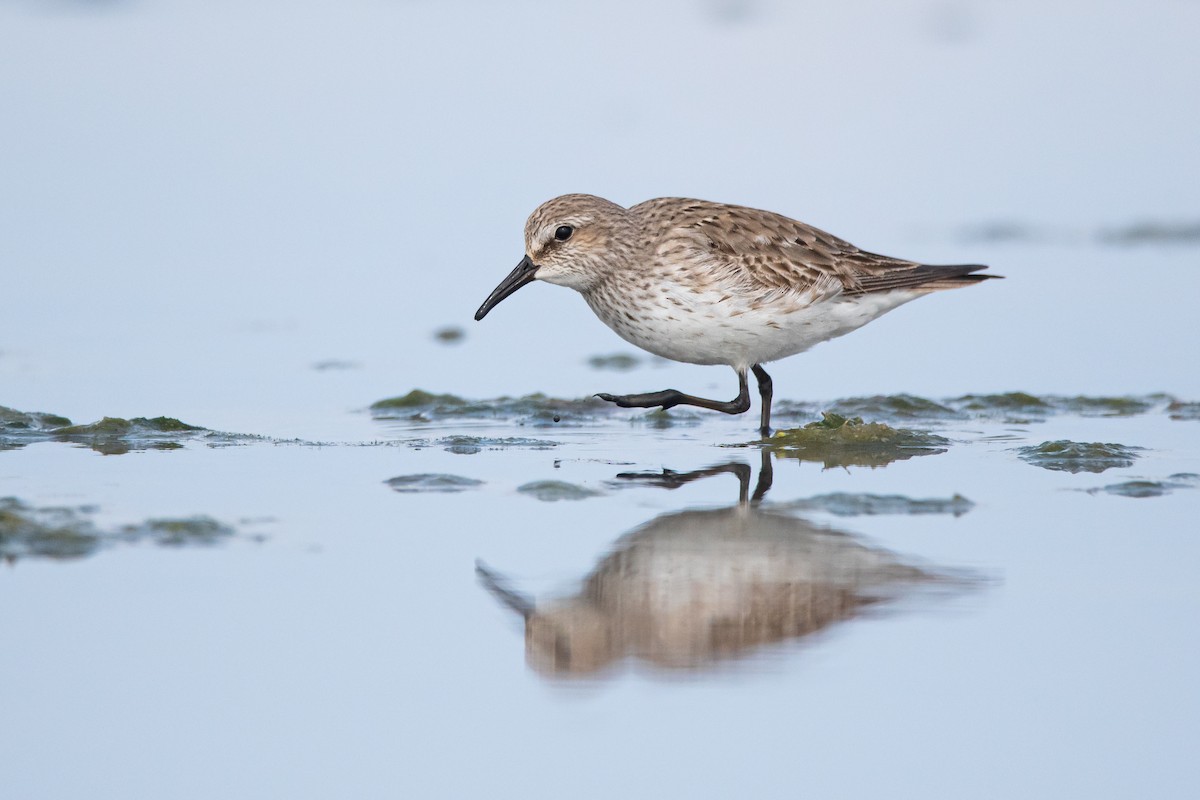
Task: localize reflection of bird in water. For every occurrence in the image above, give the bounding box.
[478,455,969,678]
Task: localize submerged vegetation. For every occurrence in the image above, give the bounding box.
[0,497,238,562]
[433,325,466,344]
[1016,440,1143,474]
[385,474,484,493]
[517,481,603,501]
[586,353,643,371]
[1083,474,1199,498]
[781,493,975,517]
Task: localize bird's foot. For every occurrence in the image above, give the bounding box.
[595,390,681,410]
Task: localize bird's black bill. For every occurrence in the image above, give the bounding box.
[475,255,538,321]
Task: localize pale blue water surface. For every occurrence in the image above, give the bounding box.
[2,1,1199,798]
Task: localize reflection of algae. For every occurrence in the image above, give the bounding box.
[517,481,602,501]
[1084,473,1199,498]
[385,474,483,493]
[763,413,948,469]
[1016,440,1142,474]
[782,493,974,517]
[371,389,608,426]
[1,497,236,562]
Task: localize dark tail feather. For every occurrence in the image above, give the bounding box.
[851,263,1002,295]
[917,266,1003,292]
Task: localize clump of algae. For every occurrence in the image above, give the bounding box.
[1,405,253,455]
[763,413,949,469]
[0,406,72,431]
[53,416,202,435]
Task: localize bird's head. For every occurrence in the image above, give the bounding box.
[475,194,633,321]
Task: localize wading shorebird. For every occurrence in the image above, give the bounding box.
[475,195,998,435]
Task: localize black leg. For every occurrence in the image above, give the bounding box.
[751,364,773,437]
[597,369,751,416]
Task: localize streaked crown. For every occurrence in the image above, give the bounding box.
[524,194,636,292]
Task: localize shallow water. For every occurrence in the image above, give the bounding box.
[3,395,1198,798]
[3,1,1200,798]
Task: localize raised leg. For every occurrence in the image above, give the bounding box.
[751,364,773,437]
[597,368,751,416]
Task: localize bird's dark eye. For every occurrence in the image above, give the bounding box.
[554,225,574,242]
